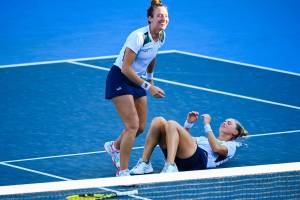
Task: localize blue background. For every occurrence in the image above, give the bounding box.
[1,0,300,73]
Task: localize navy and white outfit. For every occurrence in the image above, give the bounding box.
[105,26,166,99]
[196,136,238,168]
[162,136,238,171]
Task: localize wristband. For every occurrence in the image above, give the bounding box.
[184,120,194,129]
[146,72,154,80]
[141,80,151,91]
[204,124,212,133]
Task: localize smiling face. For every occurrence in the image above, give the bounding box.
[219,118,239,141]
[148,6,169,32]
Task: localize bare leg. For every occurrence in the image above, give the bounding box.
[112,95,139,170]
[141,117,167,162]
[113,96,147,150]
[134,96,147,136]
[164,120,197,164]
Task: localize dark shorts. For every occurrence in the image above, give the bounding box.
[105,65,146,99]
[162,146,208,171]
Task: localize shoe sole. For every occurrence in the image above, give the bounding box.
[130,169,154,175]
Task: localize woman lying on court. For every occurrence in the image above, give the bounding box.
[130,112,248,174]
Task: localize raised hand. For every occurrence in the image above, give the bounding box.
[201,114,211,125]
[187,111,199,123]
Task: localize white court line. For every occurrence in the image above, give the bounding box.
[3,147,144,163]
[67,61,300,110]
[172,50,300,77]
[0,49,299,77]
[1,51,299,110]
[0,162,70,180]
[0,50,174,69]
[2,130,299,164]
[0,162,149,199]
[0,55,118,69]
[246,129,300,138]
[3,151,105,163]
[67,60,110,71]
[153,77,300,110]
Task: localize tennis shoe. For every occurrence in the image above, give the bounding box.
[116,169,131,177]
[161,162,178,173]
[104,141,120,169]
[130,159,154,175]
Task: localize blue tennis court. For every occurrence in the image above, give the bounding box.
[1,1,300,198]
[1,50,300,187]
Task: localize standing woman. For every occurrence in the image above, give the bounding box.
[104,0,169,176]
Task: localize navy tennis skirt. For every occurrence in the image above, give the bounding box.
[162,146,208,171]
[105,65,146,99]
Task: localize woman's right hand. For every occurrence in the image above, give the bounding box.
[149,85,165,98]
[187,111,199,123]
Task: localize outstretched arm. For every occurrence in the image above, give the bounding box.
[201,114,228,157]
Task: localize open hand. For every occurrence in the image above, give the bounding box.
[149,85,165,98]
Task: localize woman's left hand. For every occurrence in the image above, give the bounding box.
[201,114,211,125]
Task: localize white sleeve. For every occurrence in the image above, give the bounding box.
[224,141,237,157]
[126,32,144,54]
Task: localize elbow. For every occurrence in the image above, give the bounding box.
[211,145,222,153]
[212,146,228,157]
[121,62,131,74]
[211,146,220,153]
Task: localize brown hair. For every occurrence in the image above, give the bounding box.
[147,0,167,24]
[234,120,248,139]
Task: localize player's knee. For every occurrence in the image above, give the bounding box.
[152,116,166,126]
[166,120,177,127]
[165,120,180,134]
[125,121,139,134]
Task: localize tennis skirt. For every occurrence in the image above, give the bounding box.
[105,65,146,99]
[162,146,208,171]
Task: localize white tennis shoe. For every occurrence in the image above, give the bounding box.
[161,162,178,173]
[130,159,154,175]
[104,141,120,169]
[116,169,131,177]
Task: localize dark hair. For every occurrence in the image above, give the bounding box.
[147,0,167,24]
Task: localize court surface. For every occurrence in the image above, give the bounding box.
[1,50,300,186]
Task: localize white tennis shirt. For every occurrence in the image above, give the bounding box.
[114,26,166,76]
[196,136,238,168]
